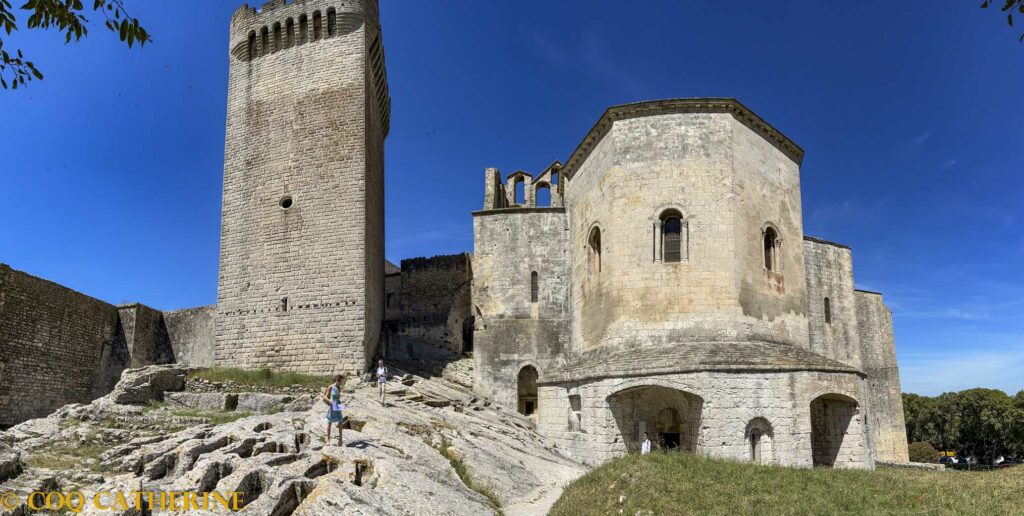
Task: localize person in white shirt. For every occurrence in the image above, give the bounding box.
[375,359,389,406]
[641,432,652,455]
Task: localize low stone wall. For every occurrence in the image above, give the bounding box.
[876,460,945,471]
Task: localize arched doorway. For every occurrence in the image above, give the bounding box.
[745,418,773,464]
[608,385,703,454]
[517,366,538,416]
[810,393,859,467]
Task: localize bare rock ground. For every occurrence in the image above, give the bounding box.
[0,365,585,515]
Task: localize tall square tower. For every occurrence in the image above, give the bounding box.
[216,0,390,375]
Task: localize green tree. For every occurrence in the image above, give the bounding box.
[907,441,940,463]
[981,0,1024,42]
[0,0,149,90]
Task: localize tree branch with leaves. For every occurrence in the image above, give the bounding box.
[981,0,1024,42]
[0,0,150,90]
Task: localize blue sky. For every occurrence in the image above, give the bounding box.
[1,1,1021,396]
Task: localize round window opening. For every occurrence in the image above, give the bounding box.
[279,196,293,209]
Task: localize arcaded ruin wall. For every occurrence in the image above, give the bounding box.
[386,254,472,357]
[856,290,910,462]
[472,209,570,407]
[802,237,862,368]
[0,265,124,427]
[538,370,871,468]
[163,305,216,367]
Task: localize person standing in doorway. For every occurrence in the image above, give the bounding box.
[323,375,345,446]
[375,359,389,406]
[641,432,652,455]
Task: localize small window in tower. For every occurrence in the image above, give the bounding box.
[327,8,337,37]
[763,226,779,271]
[285,18,295,48]
[824,297,832,324]
[530,271,539,303]
[386,293,395,308]
[659,209,685,263]
[260,27,270,56]
[281,297,288,312]
[313,11,323,40]
[588,227,602,274]
[273,22,282,52]
[248,31,257,60]
[279,196,293,209]
[551,171,559,185]
[298,14,308,45]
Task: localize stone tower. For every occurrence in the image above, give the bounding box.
[216,0,390,375]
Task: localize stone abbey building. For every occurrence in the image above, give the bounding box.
[0,0,908,469]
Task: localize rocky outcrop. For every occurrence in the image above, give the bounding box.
[0,366,585,515]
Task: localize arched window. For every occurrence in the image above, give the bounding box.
[535,183,551,207]
[530,271,539,303]
[260,26,270,56]
[285,18,295,48]
[763,226,779,271]
[550,171,559,185]
[247,31,257,60]
[660,210,684,263]
[312,11,322,40]
[272,22,282,52]
[824,297,832,324]
[327,8,337,37]
[298,14,308,45]
[514,178,525,206]
[588,227,602,274]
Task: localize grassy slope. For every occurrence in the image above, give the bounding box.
[551,453,1024,515]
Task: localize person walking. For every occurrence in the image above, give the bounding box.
[323,375,345,446]
[641,432,652,455]
[375,359,389,406]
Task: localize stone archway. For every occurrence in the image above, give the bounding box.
[810,393,860,467]
[517,366,538,416]
[608,385,703,453]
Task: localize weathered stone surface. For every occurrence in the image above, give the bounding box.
[107,365,191,405]
[235,393,294,413]
[0,366,585,515]
[0,441,21,482]
[166,392,235,412]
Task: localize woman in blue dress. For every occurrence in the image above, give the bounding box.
[323,374,345,446]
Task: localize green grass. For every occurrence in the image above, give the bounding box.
[437,436,504,514]
[551,452,1024,516]
[26,443,105,472]
[188,367,333,389]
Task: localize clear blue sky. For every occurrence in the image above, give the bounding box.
[1,1,1021,396]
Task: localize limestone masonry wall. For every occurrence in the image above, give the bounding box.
[0,265,122,427]
[472,207,570,407]
[856,290,910,462]
[384,254,472,358]
[216,0,388,375]
[802,237,862,368]
[164,305,216,367]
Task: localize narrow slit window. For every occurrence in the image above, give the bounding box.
[273,23,282,51]
[530,271,539,303]
[285,18,295,48]
[660,210,684,263]
[260,27,270,56]
[327,8,337,37]
[588,227,602,274]
[764,227,779,271]
[248,31,257,60]
[298,15,308,44]
[313,11,322,40]
[824,297,832,324]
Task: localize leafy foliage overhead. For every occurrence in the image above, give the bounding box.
[981,0,1024,42]
[0,0,150,90]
